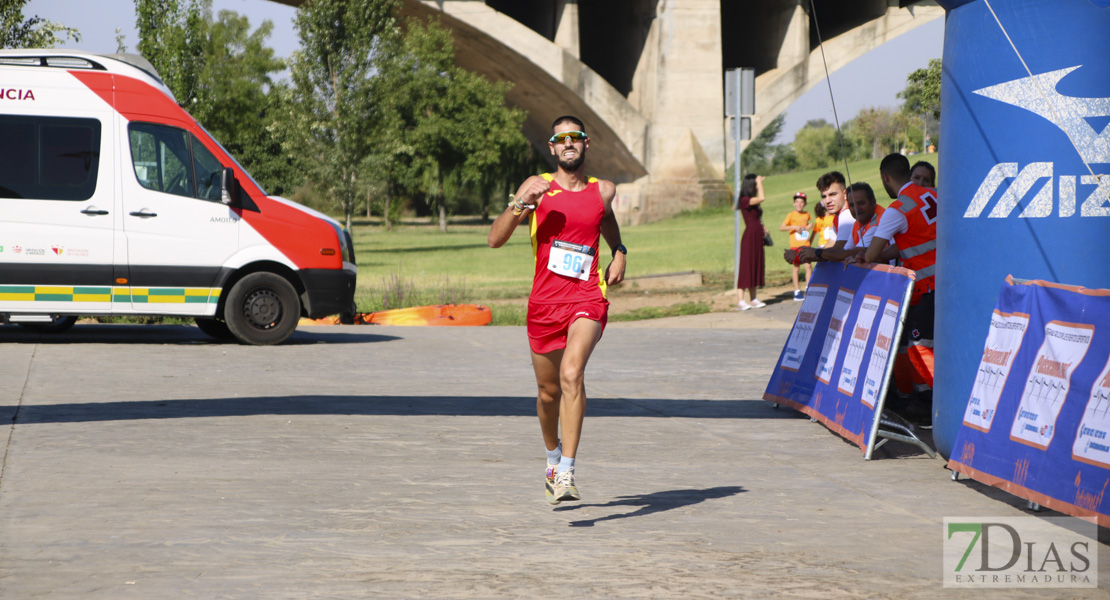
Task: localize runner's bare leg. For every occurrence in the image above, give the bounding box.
[556,318,603,458]
[530,318,603,458]
[530,348,563,452]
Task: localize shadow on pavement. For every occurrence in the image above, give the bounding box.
[2,395,803,424]
[554,486,746,527]
[0,324,401,345]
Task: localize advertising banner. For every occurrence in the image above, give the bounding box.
[764,262,914,453]
[933,0,1110,459]
[948,277,1110,525]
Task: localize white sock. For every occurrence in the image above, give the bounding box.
[546,443,561,466]
[558,456,575,475]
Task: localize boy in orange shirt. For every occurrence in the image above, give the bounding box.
[780,192,812,301]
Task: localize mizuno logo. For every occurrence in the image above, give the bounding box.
[965,66,1110,219]
[964,163,1109,218]
[546,190,563,196]
[973,66,1109,164]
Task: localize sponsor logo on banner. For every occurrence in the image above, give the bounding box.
[13,245,22,254]
[964,310,1030,432]
[51,245,64,255]
[943,517,1097,588]
[1073,356,1110,468]
[967,66,1110,219]
[1009,321,1093,450]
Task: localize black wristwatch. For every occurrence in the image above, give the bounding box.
[815,248,825,261]
[612,244,627,257]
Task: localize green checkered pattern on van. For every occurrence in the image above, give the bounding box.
[0,285,220,304]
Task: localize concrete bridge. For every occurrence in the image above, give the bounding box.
[275,0,943,224]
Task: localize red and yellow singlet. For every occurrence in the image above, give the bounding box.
[528,173,608,305]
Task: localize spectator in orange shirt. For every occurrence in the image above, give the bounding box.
[780,192,813,301]
[812,202,836,249]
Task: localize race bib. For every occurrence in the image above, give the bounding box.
[548,240,595,281]
[796,229,810,241]
[823,226,835,241]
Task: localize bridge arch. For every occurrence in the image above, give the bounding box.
[273,0,944,222]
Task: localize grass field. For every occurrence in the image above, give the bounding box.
[347,152,939,316]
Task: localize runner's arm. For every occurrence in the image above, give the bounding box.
[489,176,548,248]
[599,180,626,286]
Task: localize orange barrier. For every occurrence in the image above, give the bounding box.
[360,304,492,326]
[300,304,492,327]
[298,315,341,326]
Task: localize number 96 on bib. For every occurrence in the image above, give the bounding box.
[548,240,595,281]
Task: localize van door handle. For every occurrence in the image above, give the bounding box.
[129,209,158,218]
[81,206,109,215]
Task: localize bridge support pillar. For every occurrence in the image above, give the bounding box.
[615,0,729,225]
[554,1,579,58]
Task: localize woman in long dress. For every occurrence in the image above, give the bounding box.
[735,174,767,310]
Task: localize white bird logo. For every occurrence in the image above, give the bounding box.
[973,66,1110,165]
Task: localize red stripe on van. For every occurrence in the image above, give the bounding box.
[70,70,341,271]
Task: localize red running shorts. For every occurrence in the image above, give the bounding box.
[527,299,609,354]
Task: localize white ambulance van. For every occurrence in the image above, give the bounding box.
[0,50,356,345]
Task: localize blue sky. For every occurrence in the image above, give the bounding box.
[24,0,943,144]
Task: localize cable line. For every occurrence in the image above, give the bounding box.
[808,0,853,186]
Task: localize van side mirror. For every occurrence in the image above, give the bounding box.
[220,167,239,206]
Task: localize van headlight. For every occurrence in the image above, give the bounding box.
[328,222,352,264]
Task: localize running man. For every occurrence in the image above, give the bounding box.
[488,115,627,505]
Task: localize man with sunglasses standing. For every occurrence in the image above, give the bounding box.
[488,116,627,505]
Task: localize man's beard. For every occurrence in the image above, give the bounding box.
[558,153,585,171]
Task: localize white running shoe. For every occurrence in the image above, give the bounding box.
[553,469,580,503]
[751,299,766,308]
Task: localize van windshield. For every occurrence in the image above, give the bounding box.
[195,123,268,197]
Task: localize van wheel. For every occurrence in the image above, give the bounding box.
[18,315,78,333]
[224,273,300,345]
[194,317,233,340]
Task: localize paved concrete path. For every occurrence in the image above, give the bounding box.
[0,322,1106,598]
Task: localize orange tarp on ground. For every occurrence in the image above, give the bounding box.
[300,304,492,327]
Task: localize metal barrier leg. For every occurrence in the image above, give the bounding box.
[872,410,937,459]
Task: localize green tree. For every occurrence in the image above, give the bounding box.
[740,113,785,177]
[899,58,942,119]
[846,107,899,159]
[793,122,851,171]
[770,143,798,173]
[191,10,293,195]
[387,17,526,232]
[284,0,398,230]
[135,0,208,104]
[2,0,80,48]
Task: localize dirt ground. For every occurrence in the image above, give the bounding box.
[482,274,804,326]
[607,280,799,316]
